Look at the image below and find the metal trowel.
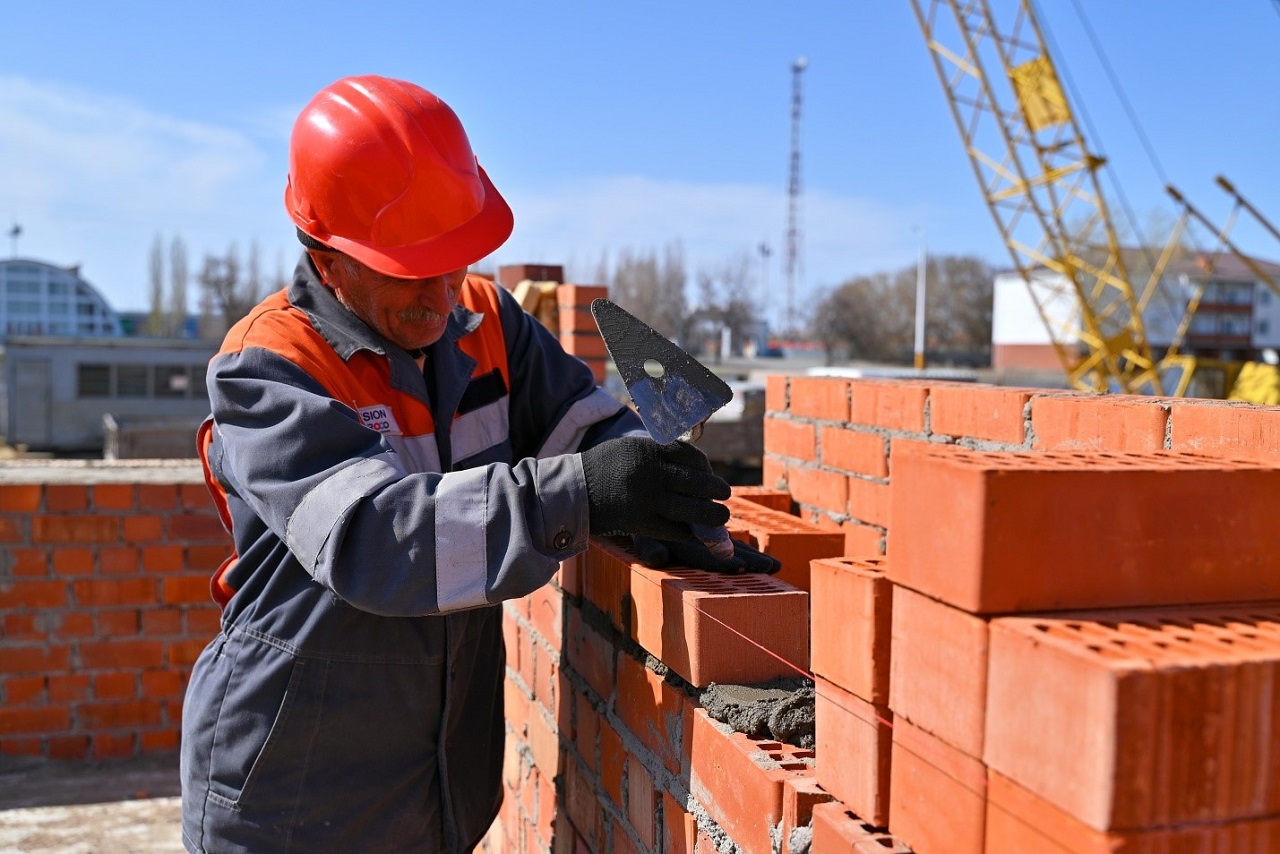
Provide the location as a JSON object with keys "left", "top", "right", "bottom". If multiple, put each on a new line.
{"left": 590, "top": 298, "right": 736, "bottom": 558}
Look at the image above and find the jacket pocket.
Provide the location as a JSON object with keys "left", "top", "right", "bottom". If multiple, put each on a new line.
{"left": 204, "top": 635, "right": 318, "bottom": 812}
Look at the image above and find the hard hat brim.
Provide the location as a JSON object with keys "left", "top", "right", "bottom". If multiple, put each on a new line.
{"left": 304, "top": 165, "right": 514, "bottom": 280}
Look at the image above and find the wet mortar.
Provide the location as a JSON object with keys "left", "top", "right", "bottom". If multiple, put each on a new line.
{"left": 698, "top": 677, "right": 816, "bottom": 749}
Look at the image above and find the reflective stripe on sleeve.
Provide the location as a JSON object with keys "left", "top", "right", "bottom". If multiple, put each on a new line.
{"left": 383, "top": 432, "right": 442, "bottom": 473}
{"left": 451, "top": 397, "right": 510, "bottom": 463}
{"left": 434, "top": 467, "right": 491, "bottom": 611}
{"left": 536, "top": 388, "right": 626, "bottom": 458}
{"left": 285, "top": 452, "right": 405, "bottom": 568}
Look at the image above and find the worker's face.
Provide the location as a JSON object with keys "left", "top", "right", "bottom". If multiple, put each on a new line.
{"left": 311, "top": 252, "right": 466, "bottom": 351}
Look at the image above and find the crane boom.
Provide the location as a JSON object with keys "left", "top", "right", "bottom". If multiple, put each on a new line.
{"left": 909, "top": 0, "right": 1160, "bottom": 393}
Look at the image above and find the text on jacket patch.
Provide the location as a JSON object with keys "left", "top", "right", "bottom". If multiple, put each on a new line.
{"left": 358, "top": 404, "right": 402, "bottom": 435}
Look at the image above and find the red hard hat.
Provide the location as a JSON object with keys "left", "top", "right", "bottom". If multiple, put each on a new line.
{"left": 285, "top": 75, "right": 513, "bottom": 279}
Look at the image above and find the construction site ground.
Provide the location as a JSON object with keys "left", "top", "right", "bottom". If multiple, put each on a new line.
{"left": 0, "top": 752, "right": 183, "bottom": 853}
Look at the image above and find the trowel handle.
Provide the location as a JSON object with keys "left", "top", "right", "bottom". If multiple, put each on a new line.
{"left": 691, "top": 522, "right": 735, "bottom": 561}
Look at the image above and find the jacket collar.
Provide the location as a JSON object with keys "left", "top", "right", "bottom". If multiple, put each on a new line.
{"left": 287, "top": 255, "right": 484, "bottom": 393}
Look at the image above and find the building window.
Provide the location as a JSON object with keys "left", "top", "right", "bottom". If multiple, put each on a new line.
{"left": 1262, "top": 290, "right": 1272, "bottom": 306}
{"left": 154, "top": 365, "right": 189, "bottom": 398}
{"left": 1260, "top": 319, "right": 1270, "bottom": 336}
{"left": 190, "top": 364, "right": 208, "bottom": 399}
{"left": 77, "top": 364, "right": 111, "bottom": 398}
{"left": 117, "top": 364, "right": 149, "bottom": 397}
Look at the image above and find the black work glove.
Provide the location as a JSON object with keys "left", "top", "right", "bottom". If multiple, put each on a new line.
{"left": 580, "top": 436, "right": 731, "bottom": 540}
{"left": 631, "top": 533, "right": 782, "bottom": 575}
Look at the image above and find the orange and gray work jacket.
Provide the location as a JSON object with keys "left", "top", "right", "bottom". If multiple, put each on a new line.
{"left": 180, "top": 257, "right": 643, "bottom": 854}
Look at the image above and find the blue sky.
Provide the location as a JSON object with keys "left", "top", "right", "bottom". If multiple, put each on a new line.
{"left": 2, "top": 1, "right": 1278, "bottom": 327}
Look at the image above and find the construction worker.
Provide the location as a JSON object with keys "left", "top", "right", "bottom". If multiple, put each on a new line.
{"left": 179, "top": 75, "right": 778, "bottom": 853}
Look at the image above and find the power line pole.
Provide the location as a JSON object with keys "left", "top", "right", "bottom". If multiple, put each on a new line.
{"left": 785, "top": 56, "right": 807, "bottom": 336}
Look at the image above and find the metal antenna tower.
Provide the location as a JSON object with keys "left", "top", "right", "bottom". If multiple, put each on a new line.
{"left": 784, "top": 56, "right": 808, "bottom": 334}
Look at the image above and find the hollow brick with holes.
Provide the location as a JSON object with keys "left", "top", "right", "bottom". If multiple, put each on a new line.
{"left": 985, "top": 604, "right": 1280, "bottom": 831}
{"left": 689, "top": 706, "right": 817, "bottom": 854}
{"left": 810, "top": 556, "right": 892, "bottom": 703}
{"left": 810, "top": 801, "right": 913, "bottom": 853}
{"left": 724, "top": 496, "right": 844, "bottom": 591}
{"left": 889, "top": 442, "right": 1280, "bottom": 613}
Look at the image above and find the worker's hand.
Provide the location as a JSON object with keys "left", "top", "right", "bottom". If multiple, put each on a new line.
{"left": 580, "top": 436, "right": 731, "bottom": 540}
{"left": 631, "top": 534, "right": 782, "bottom": 575}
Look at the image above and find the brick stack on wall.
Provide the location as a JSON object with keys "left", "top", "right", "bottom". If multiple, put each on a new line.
{"left": 769, "top": 375, "right": 1280, "bottom": 852}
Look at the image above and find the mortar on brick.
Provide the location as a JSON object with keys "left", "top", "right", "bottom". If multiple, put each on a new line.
{"left": 699, "top": 678, "right": 816, "bottom": 749}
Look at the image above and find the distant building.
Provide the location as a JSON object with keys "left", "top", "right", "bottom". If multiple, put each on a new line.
{"left": 0, "top": 258, "right": 122, "bottom": 337}
{"left": 992, "top": 249, "right": 1280, "bottom": 370}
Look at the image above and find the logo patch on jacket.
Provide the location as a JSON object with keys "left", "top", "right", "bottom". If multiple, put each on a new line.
{"left": 358, "top": 404, "right": 401, "bottom": 434}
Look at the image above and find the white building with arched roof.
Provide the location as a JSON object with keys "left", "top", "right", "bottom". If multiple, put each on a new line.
{"left": 0, "top": 258, "right": 122, "bottom": 337}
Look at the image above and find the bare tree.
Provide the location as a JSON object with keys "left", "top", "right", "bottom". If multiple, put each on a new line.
{"left": 168, "top": 236, "right": 188, "bottom": 337}
{"left": 606, "top": 242, "right": 688, "bottom": 343}
{"left": 688, "top": 253, "right": 759, "bottom": 360}
{"left": 147, "top": 234, "right": 165, "bottom": 336}
{"left": 198, "top": 243, "right": 259, "bottom": 339}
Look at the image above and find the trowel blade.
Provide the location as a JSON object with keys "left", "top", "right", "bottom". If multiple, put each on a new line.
{"left": 590, "top": 298, "right": 733, "bottom": 446}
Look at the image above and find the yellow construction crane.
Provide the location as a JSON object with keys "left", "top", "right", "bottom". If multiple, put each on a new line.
{"left": 908, "top": 0, "right": 1280, "bottom": 400}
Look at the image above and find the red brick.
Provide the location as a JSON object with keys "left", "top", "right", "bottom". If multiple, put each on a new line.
{"left": 48, "top": 674, "right": 90, "bottom": 703}
{"left": 52, "top": 547, "right": 94, "bottom": 576}
{"left": 726, "top": 497, "right": 844, "bottom": 592}
{"left": 761, "top": 456, "right": 788, "bottom": 492}
{"left": 0, "top": 516, "right": 25, "bottom": 541}
{"left": 92, "top": 483, "right": 136, "bottom": 511}
{"left": 625, "top": 755, "right": 658, "bottom": 850}
{"left": 810, "top": 801, "right": 912, "bottom": 852}
{"left": 728, "top": 485, "right": 793, "bottom": 513}
{"left": 145, "top": 604, "right": 194, "bottom": 636}
{"left": 849, "top": 380, "right": 928, "bottom": 432}
{"left": 614, "top": 654, "right": 686, "bottom": 774}
{"left": 810, "top": 557, "right": 891, "bottom": 703}
{"left": 94, "top": 671, "right": 138, "bottom": 700}
{"left": 846, "top": 476, "right": 890, "bottom": 527}
{"left": 764, "top": 416, "right": 817, "bottom": 462}
{"left": 985, "top": 605, "right": 1280, "bottom": 830}
{"left": 45, "top": 484, "right": 88, "bottom": 512}
{"left": 689, "top": 707, "right": 815, "bottom": 854}
{"left": 7, "top": 548, "right": 48, "bottom": 577}
{"left": 986, "top": 771, "right": 1280, "bottom": 853}
{"left": 80, "top": 639, "right": 165, "bottom": 669}
{"left": 821, "top": 426, "right": 888, "bottom": 478}
{"left": 503, "top": 674, "right": 530, "bottom": 742}
{"left": 0, "top": 484, "right": 42, "bottom": 513}
{"left": 141, "top": 730, "right": 180, "bottom": 753}
{"left": 785, "top": 466, "right": 847, "bottom": 519}
{"left": 662, "top": 790, "right": 698, "bottom": 854}
{"left": 187, "top": 544, "right": 231, "bottom": 571}
{"left": 813, "top": 677, "right": 892, "bottom": 826}
{"left": 122, "top": 515, "right": 164, "bottom": 542}
{"left": 553, "top": 283, "right": 605, "bottom": 306}
{"left": 840, "top": 521, "right": 883, "bottom": 556}
{"left": 561, "top": 333, "right": 608, "bottom": 360}
{"left": 97, "top": 609, "right": 142, "bottom": 636}
{"left": 31, "top": 515, "right": 118, "bottom": 543}
{"left": 180, "top": 483, "right": 214, "bottom": 512}
{"left": 169, "top": 513, "right": 229, "bottom": 541}
{"left": 572, "top": 692, "right": 598, "bottom": 770}
{"left": 162, "top": 574, "right": 211, "bottom": 604}
{"left": 889, "top": 585, "right": 989, "bottom": 758}
{"left": 144, "top": 545, "right": 185, "bottom": 573}
{"left": 140, "top": 669, "right": 183, "bottom": 698}
{"left": 534, "top": 761, "right": 557, "bottom": 847}
{"left": 99, "top": 546, "right": 141, "bottom": 574}
{"left": 765, "top": 375, "right": 789, "bottom": 414}
{"left": 609, "top": 534, "right": 808, "bottom": 687}
{"left": 599, "top": 721, "right": 625, "bottom": 808}
{"left": 788, "top": 377, "right": 850, "bottom": 422}
{"left": 1031, "top": 393, "right": 1168, "bottom": 452}
{"left": 565, "top": 608, "right": 616, "bottom": 702}
{"left": 531, "top": 640, "right": 557, "bottom": 712}
{"left": 526, "top": 705, "right": 559, "bottom": 776}
{"left": 557, "top": 303, "right": 595, "bottom": 334}
{"left": 0, "top": 579, "right": 68, "bottom": 609}
{"left": 47, "top": 734, "right": 91, "bottom": 760}
{"left": 888, "top": 442, "right": 1280, "bottom": 613}
{"left": 780, "top": 775, "right": 834, "bottom": 853}
{"left": 1169, "top": 399, "right": 1280, "bottom": 462}
{"left": 582, "top": 538, "right": 631, "bottom": 626}
{"left": 186, "top": 607, "right": 221, "bottom": 636}
{"left": 137, "top": 484, "right": 178, "bottom": 511}
{"left": 0, "top": 706, "right": 71, "bottom": 736}
{"left": 929, "top": 384, "right": 1035, "bottom": 445}
{"left": 72, "top": 578, "right": 156, "bottom": 607}
{"left": 92, "top": 732, "right": 138, "bottom": 759}
{"left": 168, "top": 639, "right": 208, "bottom": 667}
{"left": 527, "top": 583, "right": 563, "bottom": 648}
{"left": 889, "top": 717, "right": 986, "bottom": 854}
{"left": 3, "top": 675, "right": 46, "bottom": 705}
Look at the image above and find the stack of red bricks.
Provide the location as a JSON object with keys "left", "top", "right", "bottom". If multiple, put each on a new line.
{"left": 496, "top": 263, "right": 609, "bottom": 384}
{"left": 775, "top": 375, "right": 1280, "bottom": 851}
